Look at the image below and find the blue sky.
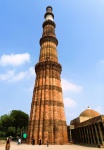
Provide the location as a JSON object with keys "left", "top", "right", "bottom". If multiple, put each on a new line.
{"left": 0, "top": 0, "right": 104, "bottom": 125}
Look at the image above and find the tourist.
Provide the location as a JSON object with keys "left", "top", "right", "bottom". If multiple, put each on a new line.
{"left": 39, "top": 138, "right": 41, "bottom": 145}
{"left": 18, "top": 138, "right": 21, "bottom": 144}
{"left": 5, "top": 137, "right": 10, "bottom": 150}
{"left": 32, "top": 139, "right": 35, "bottom": 145}
{"left": 47, "top": 140, "right": 49, "bottom": 147}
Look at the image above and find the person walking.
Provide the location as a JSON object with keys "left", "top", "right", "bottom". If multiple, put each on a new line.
{"left": 39, "top": 138, "right": 41, "bottom": 145}
{"left": 5, "top": 137, "right": 10, "bottom": 150}
{"left": 18, "top": 138, "right": 21, "bottom": 144}
{"left": 32, "top": 139, "right": 35, "bottom": 145}
{"left": 47, "top": 140, "right": 49, "bottom": 147}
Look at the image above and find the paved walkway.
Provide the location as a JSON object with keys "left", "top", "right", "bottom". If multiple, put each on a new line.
{"left": 0, "top": 142, "right": 104, "bottom": 150}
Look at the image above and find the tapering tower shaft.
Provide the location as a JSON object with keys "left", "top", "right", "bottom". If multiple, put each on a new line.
{"left": 27, "top": 6, "right": 68, "bottom": 144}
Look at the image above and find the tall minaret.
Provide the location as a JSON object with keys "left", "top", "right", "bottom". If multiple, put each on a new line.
{"left": 27, "top": 6, "right": 68, "bottom": 144}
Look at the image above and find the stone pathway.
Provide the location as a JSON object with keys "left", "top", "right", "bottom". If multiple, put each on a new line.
{"left": 0, "top": 142, "right": 104, "bottom": 150}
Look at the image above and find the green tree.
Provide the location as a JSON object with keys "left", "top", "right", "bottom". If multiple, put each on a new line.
{"left": 10, "top": 110, "right": 29, "bottom": 130}
{"left": 0, "top": 110, "right": 29, "bottom": 138}
{"left": 0, "top": 114, "right": 12, "bottom": 129}
{"left": 7, "top": 126, "right": 15, "bottom": 137}
{"left": 0, "top": 114, "right": 12, "bottom": 138}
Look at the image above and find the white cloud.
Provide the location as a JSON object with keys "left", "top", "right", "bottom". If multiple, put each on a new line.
{"left": 64, "top": 97, "right": 77, "bottom": 108}
{"left": 0, "top": 67, "right": 35, "bottom": 82}
{"left": 98, "top": 60, "right": 104, "bottom": 65}
{"left": 28, "top": 67, "right": 35, "bottom": 76}
{"left": 24, "top": 79, "right": 35, "bottom": 92}
{"left": 0, "top": 70, "right": 14, "bottom": 81}
{"left": 9, "top": 71, "right": 26, "bottom": 82}
{"left": 0, "top": 53, "right": 30, "bottom": 66}
{"left": 61, "top": 78, "right": 82, "bottom": 93}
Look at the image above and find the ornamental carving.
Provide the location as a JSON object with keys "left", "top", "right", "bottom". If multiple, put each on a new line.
{"left": 35, "top": 61, "right": 62, "bottom": 73}
{"left": 40, "top": 36, "right": 58, "bottom": 46}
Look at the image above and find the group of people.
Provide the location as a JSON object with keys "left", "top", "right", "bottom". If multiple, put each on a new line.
{"left": 5, "top": 137, "right": 49, "bottom": 150}
{"left": 5, "top": 136, "right": 22, "bottom": 150}
{"left": 32, "top": 138, "right": 49, "bottom": 146}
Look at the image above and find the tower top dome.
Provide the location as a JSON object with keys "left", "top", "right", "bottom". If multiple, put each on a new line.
{"left": 44, "top": 6, "right": 54, "bottom": 21}
{"left": 46, "top": 6, "right": 53, "bottom": 12}
{"left": 79, "top": 107, "right": 100, "bottom": 118}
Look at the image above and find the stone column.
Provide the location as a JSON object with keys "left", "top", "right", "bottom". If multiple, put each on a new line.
{"left": 88, "top": 125, "right": 93, "bottom": 145}
{"left": 97, "top": 122, "right": 104, "bottom": 147}
{"left": 91, "top": 124, "right": 96, "bottom": 146}
{"left": 79, "top": 128, "right": 82, "bottom": 144}
{"left": 82, "top": 127, "right": 85, "bottom": 144}
{"left": 93, "top": 123, "right": 100, "bottom": 146}
{"left": 84, "top": 126, "right": 88, "bottom": 145}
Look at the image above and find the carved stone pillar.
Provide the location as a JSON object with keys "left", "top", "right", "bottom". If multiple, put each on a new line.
{"left": 88, "top": 125, "right": 93, "bottom": 145}
{"left": 91, "top": 124, "right": 96, "bottom": 145}
{"left": 93, "top": 123, "right": 100, "bottom": 146}
{"left": 83, "top": 127, "right": 87, "bottom": 144}
{"left": 97, "top": 122, "right": 104, "bottom": 147}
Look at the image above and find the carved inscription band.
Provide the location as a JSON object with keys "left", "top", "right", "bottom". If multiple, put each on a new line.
{"left": 43, "top": 20, "right": 56, "bottom": 28}
{"left": 40, "top": 36, "right": 58, "bottom": 46}
{"left": 34, "top": 85, "right": 62, "bottom": 92}
{"left": 36, "top": 73, "right": 60, "bottom": 80}
{"left": 32, "top": 100, "right": 64, "bottom": 107}
{"left": 29, "top": 120, "right": 66, "bottom": 127}
{"left": 35, "top": 61, "right": 62, "bottom": 73}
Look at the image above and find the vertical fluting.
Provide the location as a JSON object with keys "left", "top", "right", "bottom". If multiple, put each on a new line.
{"left": 27, "top": 6, "right": 68, "bottom": 144}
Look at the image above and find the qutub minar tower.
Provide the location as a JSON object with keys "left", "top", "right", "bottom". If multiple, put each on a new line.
{"left": 27, "top": 6, "right": 68, "bottom": 144}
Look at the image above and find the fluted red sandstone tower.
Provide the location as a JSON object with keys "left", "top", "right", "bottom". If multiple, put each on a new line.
{"left": 27, "top": 6, "right": 68, "bottom": 144}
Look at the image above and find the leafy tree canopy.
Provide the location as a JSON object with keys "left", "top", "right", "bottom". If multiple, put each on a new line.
{"left": 9, "top": 110, "right": 29, "bottom": 129}
{"left": 0, "top": 110, "right": 29, "bottom": 138}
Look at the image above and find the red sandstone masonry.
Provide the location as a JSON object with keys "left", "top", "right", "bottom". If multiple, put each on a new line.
{"left": 27, "top": 6, "right": 68, "bottom": 144}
